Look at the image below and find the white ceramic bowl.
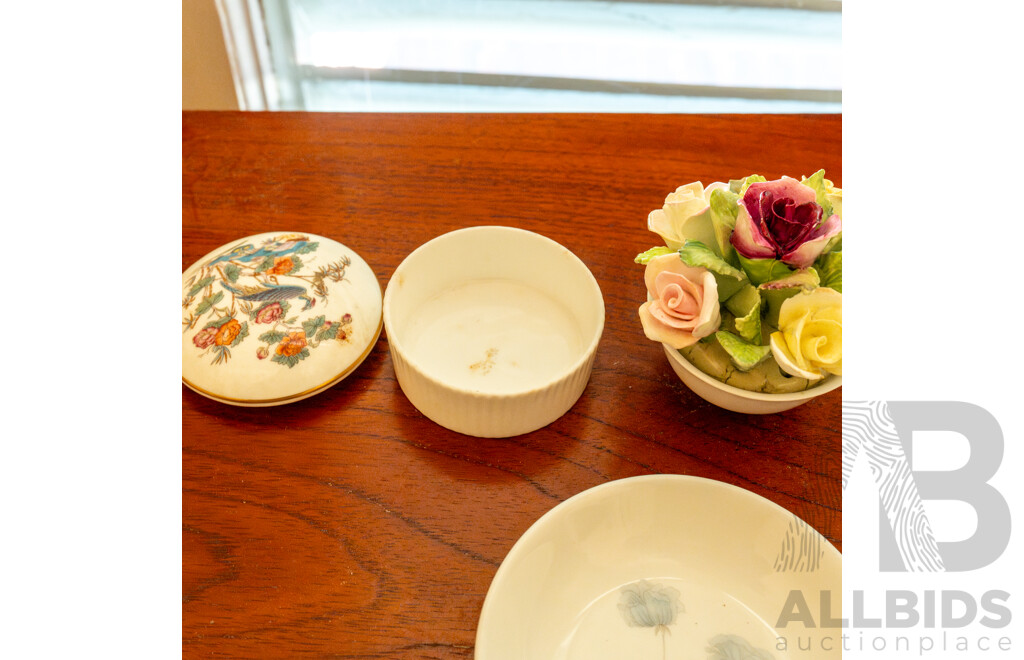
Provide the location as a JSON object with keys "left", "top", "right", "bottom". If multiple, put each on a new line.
{"left": 383, "top": 226, "right": 604, "bottom": 437}
{"left": 476, "top": 474, "right": 841, "bottom": 659}
{"left": 663, "top": 343, "right": 841, "bottom": 414}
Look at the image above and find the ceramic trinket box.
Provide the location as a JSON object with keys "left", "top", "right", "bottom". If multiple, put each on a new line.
{"left": 182, "top": 232, "right": 382, "bottom": 406}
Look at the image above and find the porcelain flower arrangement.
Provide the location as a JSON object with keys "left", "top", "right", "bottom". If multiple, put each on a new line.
{"left": 636, "top": 171, "right": 842, "bottom": 394}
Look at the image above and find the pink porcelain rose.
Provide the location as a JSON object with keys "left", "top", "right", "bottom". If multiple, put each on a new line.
{"left": 638, "top": 253, "right": 721, "bottom": 349}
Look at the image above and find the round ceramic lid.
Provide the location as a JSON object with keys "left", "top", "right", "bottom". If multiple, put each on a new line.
{"left": 182, "top": 232, "right": 382, "bottom": 406}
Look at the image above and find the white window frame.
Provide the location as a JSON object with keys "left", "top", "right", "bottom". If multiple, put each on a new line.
{"left": 218, "top": 0, "right": 841, "bottom": 112}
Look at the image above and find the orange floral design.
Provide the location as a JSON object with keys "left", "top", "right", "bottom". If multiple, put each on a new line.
{"left": 267, "top": 257, "right": 295, "bottom": 275}
{"left": 214, "top": 319, "right": 242, "bottom": 346}
{"left": 276, "top": 331, "right": 307, "bottom": 357}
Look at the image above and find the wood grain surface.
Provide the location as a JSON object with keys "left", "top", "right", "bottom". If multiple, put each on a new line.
{"left": 183, "top": 112, "right": 841, "bottom": 658}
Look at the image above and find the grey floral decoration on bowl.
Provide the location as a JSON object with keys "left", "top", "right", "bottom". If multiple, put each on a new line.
{"left": 617, "top": 581, "right": 779, "bottom": 660}
{"left": 706, "top": 634, "right": 776, "bottom": 660}
{"left": 618, "top": 580, "right": 683, "bottom": 659}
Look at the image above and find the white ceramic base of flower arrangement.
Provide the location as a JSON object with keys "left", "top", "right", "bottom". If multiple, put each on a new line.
{"left": 663, "top": 343, "right": 841, "bottom": 414}
{"left": 475, "top": 474, "right": 841, "bottom": 660}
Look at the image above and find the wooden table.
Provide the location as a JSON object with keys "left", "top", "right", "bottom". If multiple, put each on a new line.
{"left": 183, "top": 112, "right": 841, "bottom": 658}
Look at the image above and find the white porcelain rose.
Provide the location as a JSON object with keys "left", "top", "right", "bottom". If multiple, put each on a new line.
{"left": 647, "top": 181, "right": 729, "bottom": 250}
{"left": 638, "top": 253, "right": 721, "bottom": 349}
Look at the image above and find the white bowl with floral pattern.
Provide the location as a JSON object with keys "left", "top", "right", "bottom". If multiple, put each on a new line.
{"left": 476, "top": 474, "right": 841, "bottom": 659}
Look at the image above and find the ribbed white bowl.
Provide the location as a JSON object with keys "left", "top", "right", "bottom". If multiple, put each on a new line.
{"left": 383, "top": 226, "right": 604, "bottom": 437}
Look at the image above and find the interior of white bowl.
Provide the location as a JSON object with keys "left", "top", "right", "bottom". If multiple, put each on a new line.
{"left": 384, "top": 226, "right": 604, "bottom": 395}
{"left": 476, "top": 474, "right": 841, "bottom": 659}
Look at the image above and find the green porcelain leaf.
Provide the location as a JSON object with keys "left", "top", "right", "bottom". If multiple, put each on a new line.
{"left": 758, "top": 269, "right": 821, "bottom": 328}
{"left": 724, "top": 283, "right": 759, "bottom": 320}
{"left": 634, "top": 245, "right": 674, "bottom": 265}
{"left": 729, "top": 174, "right": 767, "bottom": 195}
{"left": 800, "top": 168, "right": 835, "bottom": 219}
{"left": 715, "top": 330, "right": 772, "bottom": 372}
{"left": 707, "top": 188, "right": 740, "bottom": 263}
{"left": 816, "top": 251, "right": 842, "bottom": 293}
{"left": 736, "top": 254, "right": 795, "bottom": 287}
{"left": 733, "top": 301, "right": 762, "bottom": 345}
{"left": 677, "top": 240, "right": 747, "bottom": 301}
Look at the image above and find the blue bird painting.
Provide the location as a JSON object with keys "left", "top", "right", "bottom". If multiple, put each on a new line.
{"left": 184, "top": 233, "right": 357, "bottom": 368}
{"left": 220, "top": 281, "right": 316, "bottom": 310}
{"left": 205, "top": 234, "right": 314, "bottom": 268}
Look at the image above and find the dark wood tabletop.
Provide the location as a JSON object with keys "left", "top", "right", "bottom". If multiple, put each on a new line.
{"left": 182, "top": 111, "right": 841, "bottom": 658}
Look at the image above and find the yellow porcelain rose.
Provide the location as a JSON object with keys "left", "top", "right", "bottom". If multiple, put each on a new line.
{"left": 647, "top": 181, "right": 729, "bottom": 250}
{"left": 769, "top": 288, "right": 842, "bottom": 380}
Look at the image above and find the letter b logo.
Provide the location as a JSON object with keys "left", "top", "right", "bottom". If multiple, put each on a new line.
{"left": 843, "top": 401, "right": 1010, "bottom": 572}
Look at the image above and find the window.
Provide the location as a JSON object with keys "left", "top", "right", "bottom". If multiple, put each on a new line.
{"left": 219, "top": 0, "right": 840, "bottom": 112}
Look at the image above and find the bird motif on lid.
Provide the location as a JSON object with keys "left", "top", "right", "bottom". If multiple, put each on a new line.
{"left": 205, "top": 234, "right": 312, "bottom": 268}
{"left": 219, "top": 280, "right": 316, "bottom": 310}
{"left": 184, "top": 232, "right": 358, "bottom": 368}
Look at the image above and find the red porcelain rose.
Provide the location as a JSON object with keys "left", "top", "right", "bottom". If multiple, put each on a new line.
{"left": 730, "top": 177, "right": 841, "bottom": 269}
